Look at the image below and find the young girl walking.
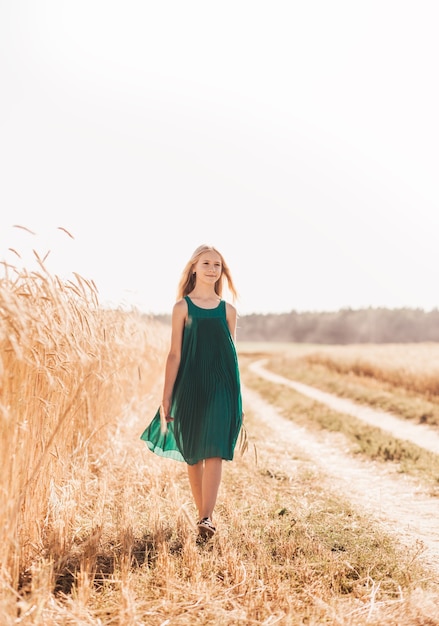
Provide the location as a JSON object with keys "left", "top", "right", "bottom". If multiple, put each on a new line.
{"left": 140, "top": 244, "right": 244, "bottom": 539}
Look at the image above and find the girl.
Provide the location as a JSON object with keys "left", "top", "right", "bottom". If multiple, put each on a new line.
{"left": 140, "top": 244, "right": 244, "bottom": 539}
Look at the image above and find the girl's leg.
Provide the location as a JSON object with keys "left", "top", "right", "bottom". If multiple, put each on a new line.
{"left": 187, "top": 461, "right": 204, "bottom": 518}
{"left": 187, "top": 457, "right": 223, "bottom": 521}
{"left": 200, "top": 457, "right": 222, "bottom": 520}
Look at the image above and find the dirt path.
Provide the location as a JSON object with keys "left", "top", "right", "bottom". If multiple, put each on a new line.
{"left": 250, "top": 359, "right": 439, "bottom": 455}
{"left": 244, "top": 360, "right": 439, "bottom": 573}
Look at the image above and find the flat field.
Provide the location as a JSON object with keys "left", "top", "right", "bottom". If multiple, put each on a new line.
{"left": 2, "top": 274, "right": 439, "bottom": 626}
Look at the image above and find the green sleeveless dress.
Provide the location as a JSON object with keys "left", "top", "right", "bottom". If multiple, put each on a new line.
{"left": 140, "top": 296, "right": 243, "bottom": 465}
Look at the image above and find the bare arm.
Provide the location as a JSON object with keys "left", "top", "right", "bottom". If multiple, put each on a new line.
{"left": 226, "top": 302, "right": 238, "bottom": 343}
{"left": 161, "top": 299, "right": 187, "bottom": 419}
{"left": 226, "top": 301, "right": 244, "bottom": 420}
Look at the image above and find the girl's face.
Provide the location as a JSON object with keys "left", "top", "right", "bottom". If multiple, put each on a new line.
{"left": 193, "top": 251, "right": 222, "bottom": 283}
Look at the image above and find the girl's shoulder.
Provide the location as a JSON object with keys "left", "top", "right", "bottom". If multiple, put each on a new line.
{"left": 174, "top": 297, "right": 189, "bottom": 309}
{"left": 225, "top": 300, "right": 237, "bottom": 314}
{"left": 172, "top": 297, "right": 189, "bottom": 319}
{"left": 225, "top": 300, "right": 238, "bottom": 323}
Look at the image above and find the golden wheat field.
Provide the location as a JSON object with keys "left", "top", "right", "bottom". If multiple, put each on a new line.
{"left": 0, "top": 263, "right": 168, "bottom": 623}
{"left": 2, "top": 265, "right": 439, "bottom": 625}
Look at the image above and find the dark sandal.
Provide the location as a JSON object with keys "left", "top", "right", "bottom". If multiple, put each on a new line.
{"left": 197, "top": 517, "right": 216, "bottom": 538}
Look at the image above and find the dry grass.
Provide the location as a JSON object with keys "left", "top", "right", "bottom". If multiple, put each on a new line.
{"left": 302, "top": 343, "right": 439, "bottom": 399}
{"left": 240, "top": 357, "right": 439, "bottom": 493}
{"left": 241, "top": 342, "right": 439, "bottom": 426}
{"left": 2, "top": 273, "right": 439, "bottom": 625}
{"left": 0, "top": 259, "right": 168, "bottom": 620}
{"left": 238, "top": 342, "right": 439, "bottom": 489}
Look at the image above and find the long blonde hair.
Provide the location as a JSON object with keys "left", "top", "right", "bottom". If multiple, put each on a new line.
{"left": 176, "top": 244, "right": 238, "bottom": 301}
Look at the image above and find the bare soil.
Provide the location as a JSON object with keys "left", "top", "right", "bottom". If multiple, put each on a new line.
{"left": 245, "top": 359, "right": 439, "bottom": 574}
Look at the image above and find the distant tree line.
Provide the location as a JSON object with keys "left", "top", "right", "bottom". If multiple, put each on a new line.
{"left": 153, "top": 307, "right": 439, "bottom": 344}
{"left": 236, "top": 308, "right": 439, "bottom": 344}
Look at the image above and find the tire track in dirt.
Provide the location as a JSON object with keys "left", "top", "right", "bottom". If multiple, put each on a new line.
{"left": 243, "top": 361, "right": 439, "bottom": 573}
{"left": 250, "top": 359, "right": 439, "bottom": 455}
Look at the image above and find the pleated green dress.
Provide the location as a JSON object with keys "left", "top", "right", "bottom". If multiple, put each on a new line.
{"left": 140, "top": 296, "right": 243, "bottom": 465}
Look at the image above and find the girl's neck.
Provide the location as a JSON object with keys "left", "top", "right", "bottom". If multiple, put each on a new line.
{"left": 188, "top": 286, "right": 220, "bottom": 304}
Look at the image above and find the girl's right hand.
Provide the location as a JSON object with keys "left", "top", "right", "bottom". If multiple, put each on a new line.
{"left": 161, "top": 399, "right": 174, "bottom": 422}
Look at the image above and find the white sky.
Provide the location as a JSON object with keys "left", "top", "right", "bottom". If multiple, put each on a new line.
{"left": 1, "top": 1, "right": 438, "bottom": 315}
